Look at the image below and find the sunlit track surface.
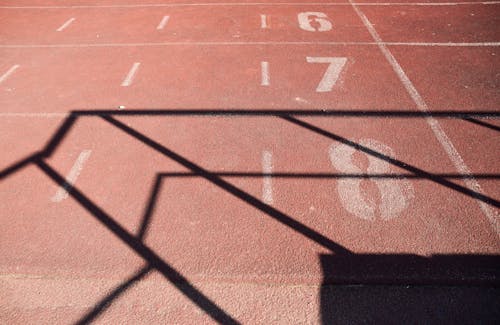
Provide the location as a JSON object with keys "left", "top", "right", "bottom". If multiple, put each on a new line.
{"left": 1, "top": 1, "right": 499, "bottom": 323}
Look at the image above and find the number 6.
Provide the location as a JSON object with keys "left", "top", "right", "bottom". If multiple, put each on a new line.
{"left": 298, "top": 12, "right": 333, "bottom": 32}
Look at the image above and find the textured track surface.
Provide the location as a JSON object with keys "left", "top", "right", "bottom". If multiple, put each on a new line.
{"left": 1, "top": 1, "right": 499, "bottom": 323}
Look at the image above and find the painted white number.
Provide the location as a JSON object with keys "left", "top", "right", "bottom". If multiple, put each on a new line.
{"left": 306, "top": 57, "right": 347, "bottom": 92}
{"left": 329, "top": 139, "right": 414, "bottom": 221}
{"left": 298, "top": 12, "right": 332, "bottom": 32}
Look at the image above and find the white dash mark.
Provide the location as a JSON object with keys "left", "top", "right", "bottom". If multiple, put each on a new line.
{"left": 157, "top": 15, "right": 170, "bottom": 30}
{"left": 121, "top": 62, "right": 141, "bottom": 87}
{"left": 0, "top": 65, "right": 19, "bottom": 84}
{"left": 51, "top": 150, "right": 92, "bottom": 202}
{"left": 56, "top": 17, "right": 75, "bottom": 32}
{"left": 261, "top": 61, "right": 269, "bottom": 86}
{"left": 262, "top": 150, "right": 273, "bottom": 205}
{"left": 260, "top": 14, "right": 268, "bottom": 29}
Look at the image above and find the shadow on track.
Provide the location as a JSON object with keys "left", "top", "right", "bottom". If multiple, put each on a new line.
{"left": 1, "top": 109, "right": 499, "bottom": 323}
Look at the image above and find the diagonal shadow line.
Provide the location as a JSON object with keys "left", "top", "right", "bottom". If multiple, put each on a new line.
{"left": 101, "top": 115, "right": 352, "bottom": 256}
{"left": 0, "top": 152, "right": 41, "bottom": 180}
{"left": 1, "top": 113, "right": 77, "bottom": 180}
{"left": 137, "top": 175, "right": 163, "bottom": 241}
{"left": 280, "top": 115, "right": 500, "bottom": 209}
{"left": 35, "top": 159, "right": 241, "bottom": 325}
{"left": 75, "top": 264, "right": 153, "bottom": 325}
{"left": 156, "top": 171, "right": 500, "bottom": 180}
{"left": 462, "top": 117, "right": 500, "bottom": 132}
{"left": 42, "top": 113, "right": 78, "bottom": 157}
{"left": 73, "top": 109, "right": 500, "bottom": 119}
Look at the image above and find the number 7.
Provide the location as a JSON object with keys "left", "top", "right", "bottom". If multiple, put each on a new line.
{"left": 306, "top": 57, "right": 347, "bottom": 92}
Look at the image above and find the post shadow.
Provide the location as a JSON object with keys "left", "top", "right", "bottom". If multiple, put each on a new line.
{"left": 319, "top": 253, "right": 500, "bottom": 324}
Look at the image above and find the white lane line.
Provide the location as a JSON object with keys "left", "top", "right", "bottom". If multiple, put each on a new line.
{"left": 1, "top": 2, "right": 498, "bottom": 9}
{"left": 0, "top": 112, "right": 68, "bottom": 117}
{"left": 56, "top": 17, "right": 75, "bottom": 32}
{"left": 262, "top": 150, "right": 273, "bottom": 205}
{"left": 121, "top": 62, "right": 141, "bottom": 87}
{"left": 0, "top": 65, "right": 19, "bottom": 84}
{"left": 261, "top": 61, "right": 270, "bottom": 86}
{"left": 51, "top": 150, "right": 92, "bottom": 203}
{"left": 1, "top": 41, "right": 499, "bottom": 48}
{"left": 384, "top": 42, "right": 500, "bottom": 47}
{"left": 157, "top": 15, "right": 170, "bottom": 30}
{"left": 260, "top": 14, "right": 268, "bottom": 29}
{"left": 350, "top": 0, "right": 500, "bottom": 237}
{"left": 354, "top": 1, "right": 500, "bottom": 5}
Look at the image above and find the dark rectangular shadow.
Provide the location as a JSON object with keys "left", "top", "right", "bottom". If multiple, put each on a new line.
{"left": 320, "top": 253, "right": 500, "bottom": 324}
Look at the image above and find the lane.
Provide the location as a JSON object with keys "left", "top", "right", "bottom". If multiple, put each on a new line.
{"left": 0, "top": 5, "right": 371, "bottom": 44}
{"left": 0, "top": 0, "right": 495, "bottom": 7}
{"left": 2, "top": 114, "right": 497, "bottom": 280}
{"left": 361, "top": 3, "right": 500, "bottom": 43}
{"left": 0, "top": 0, "right": 341, "bottom": 5}
{"left": 388, "top": 46, "right": 499, "bottom": 207}
{"left": 389, "top": 46, "right": 499, "bottom": 111}
{"left": 0, "top": 45, "right": 415, "bottom": 112}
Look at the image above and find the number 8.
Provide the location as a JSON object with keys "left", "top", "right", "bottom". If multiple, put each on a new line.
{"left": 329, "top": 139, "right": 414, "bottom": 221}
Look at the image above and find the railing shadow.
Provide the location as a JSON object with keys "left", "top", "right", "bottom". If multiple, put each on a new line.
{"left": 1, "top": 109, "right": 499, "bottom": 323}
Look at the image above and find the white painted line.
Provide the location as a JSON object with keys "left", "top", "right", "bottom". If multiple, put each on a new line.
{"left": 260, "top": 14, "right": 268, "bottom": 29}
{"left": 261, "top": 61, "right": 270, "bottom": 86}
{"left": 51, "top": 150, "right": 92, "bottom": 202}
{"left": 121, "top": 62, "right": 141, "bottom": 87}
{"left": 353, "top": 1, "right": 500, "bottom": 5}
{"left": 0, "top": 112, "right": 68, "bottom": 117}
{"left": 1, "top": 41, "right": 498, "bottom": 49}
{"left": 349, "top": 0, "right": 500, "bottom": 236}
{"left": 1, "top": 2, "right": 498, "bottom": 9}
{"left": 157, "top": 15, "right": 170, "bottom": 30}
{"left": 384, "top": 42, "right": 500, "bottom": 47}
{"left": 56, "top": 17, "right": 75, "bottom": 32}
{"left": 0, "top": 65, "right": 19, "bottom": 84}
{"left": 262, "top": 150, "right": 273, "bottom": 205}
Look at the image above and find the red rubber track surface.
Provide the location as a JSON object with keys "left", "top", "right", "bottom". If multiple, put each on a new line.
{"left": 1, "top": 1, "right": 499, "bottom": 324}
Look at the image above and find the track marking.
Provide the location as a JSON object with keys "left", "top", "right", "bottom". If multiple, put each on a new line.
{"left": 56, "top": 18, "right": 75, "bottom": 32}
{"left": 51, "top": 150, "right": 92, "bottom": 203}
{"left": 260, "top": 14, "right": 268, "bottom": 29}
{"left": 306, "top": 57, "right": 347, "bottom": 92}
{"left": 1, "top": 2, "right": 498, "bottom": 9}
{"left": 121, "top": 62, "right": 141, "bottom": 87}
{"left": 329, "top": 139, "right": 414, "bottom": 221}
{"left": 0, "top": 112, "right": 67, "bottom": 117}
{"left": 0, "top": 65, "right": 19, "bottom": 84}
{"left": 262, "top": 150, "right": 273, "bottom": 205}
{"left": 261, "top": 61, "right": 270, "bottom": 86}
{"left": 157, "top": 15, "right": 170, "bottom": 30}
{"left": 298, "top": 12, "right": 333, "bottom": 32}
{"left": 350, "top": 0, "right": 500, "bottom": 236}
{"left": 3, "top": 42, "right": 498, "bottom": 49}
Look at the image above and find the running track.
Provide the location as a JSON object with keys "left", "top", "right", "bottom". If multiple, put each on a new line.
{"left": 0, "top": 1, "right": 499, "bottom": 323}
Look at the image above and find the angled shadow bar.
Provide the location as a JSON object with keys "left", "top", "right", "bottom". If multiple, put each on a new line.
{"left": 35, "top": 158, "right": 240, "bottom": 325}
{"left": 280, "top": 115, "right": 500, "bottom": 208}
